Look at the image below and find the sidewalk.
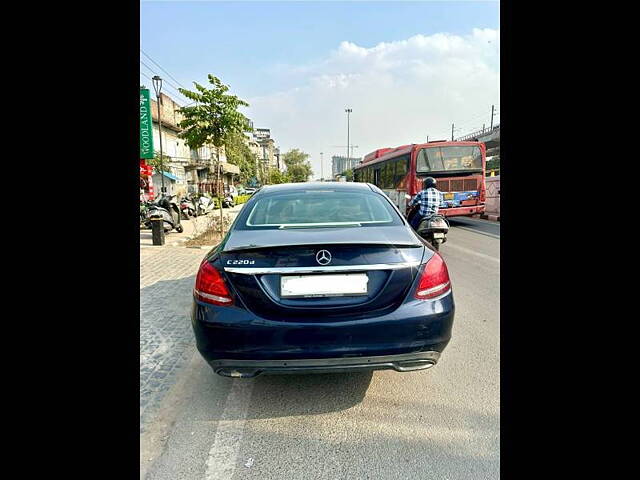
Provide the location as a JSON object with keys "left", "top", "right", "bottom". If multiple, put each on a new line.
{"left": 140, "top": 203, "right": 245, "bottom": 248}
{"left": 140, "top": 245, "right": 204, "bottom": 432}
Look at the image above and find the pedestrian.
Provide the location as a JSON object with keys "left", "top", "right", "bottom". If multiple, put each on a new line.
{"left": 408, "top": 177, "right": 443, "bottom": 230}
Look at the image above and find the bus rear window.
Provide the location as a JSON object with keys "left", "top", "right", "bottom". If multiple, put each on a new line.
{"left": 417, "top": 146, "right": 482, "bottom": 173}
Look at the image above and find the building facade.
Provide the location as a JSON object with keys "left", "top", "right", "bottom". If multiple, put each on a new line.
{"left": 150, "top": 93, "right": 233, "bottom": 196}
{"left": 331, "top": 156, "right": 362, "bottom": 177}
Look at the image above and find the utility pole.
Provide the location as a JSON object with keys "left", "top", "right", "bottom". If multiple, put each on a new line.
{"left": 451, "top": 123, "right": 454, "bottom": 141}
{"left": 490, "top": 105, "right": 495, "bottom": 130}
{"left": 426, "top": 135, "right": 429, "bottom": 142}
{"left": 320, "top": 152, "right": 324, "bottom": 181}
{"left": 483, "top": 123, "right": 485, "bottom": 133}
{"left": 152, "top": 76, "right": 165, "bottom": 196}
{"left": 345, "top": 108, "right": 352, "bottom": 161}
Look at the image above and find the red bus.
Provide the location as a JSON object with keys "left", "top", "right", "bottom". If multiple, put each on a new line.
{"left": 353, "top": 140, "right": 486, "bottom": 218}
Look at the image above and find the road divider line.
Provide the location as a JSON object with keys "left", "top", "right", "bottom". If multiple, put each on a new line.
{"left": 454, "top": 226, "right": 500, "bottom": 239}
{"left": 205, "top": 379, "right": 255, "bottom": 480}
{"left": 444, "top": 243, "right": 500, "bottom": 263}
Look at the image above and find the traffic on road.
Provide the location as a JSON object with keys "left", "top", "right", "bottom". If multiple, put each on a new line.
{"left": 140, "top": 202, "right": 499, "bottom": 479}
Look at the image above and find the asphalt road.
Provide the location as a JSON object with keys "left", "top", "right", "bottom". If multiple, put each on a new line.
{"left": 141, "top": 219, "right": 500, "bottom": 480}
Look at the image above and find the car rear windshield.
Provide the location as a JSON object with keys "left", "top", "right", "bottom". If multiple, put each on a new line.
{"left": 240, "top": 190, "right": 402, "bottom": 229}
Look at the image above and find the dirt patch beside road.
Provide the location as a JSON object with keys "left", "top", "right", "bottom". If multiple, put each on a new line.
{"left": 184, "top": 211, "right": 232, "bottom": 247}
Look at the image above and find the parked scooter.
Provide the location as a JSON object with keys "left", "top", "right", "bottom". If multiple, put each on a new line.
{"left": 222, "top": 193, "right": 235, "bottom": 208}
{"left": 406, "top": 198, "right": 449, "bottom": 251}
{"left": 195, "top": 194, "right": 216, "bottom": 215}
{"left": 180, "top": 197, "right": 197, "bottom": 219}
{"left": 144, "top": 194, "right": 184, "bottom": 233}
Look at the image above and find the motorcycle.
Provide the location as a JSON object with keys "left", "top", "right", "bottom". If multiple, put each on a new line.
{"left": 195, "top": 194, "right": 216, "bottom": 215}
{"left": 406, "top": 197, "right": 449, "bottom": 251}
{"left": 180, "top": 197, "right": 197, "bottom": 219}
{"left": 222, "top": 193, "right": 235, "bottom": 208}
{"left": 144, "top": 194, "right": 184, "bottom": 233}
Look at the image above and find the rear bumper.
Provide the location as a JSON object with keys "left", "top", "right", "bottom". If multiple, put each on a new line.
{"left": 440, "top": 205, "right": 485, "bottom": 217}
{"left": 192, "top": 291, "right": 454, "bottom": 368}
{"left": 210, "top": 351, "right": 441, "bottom": 378}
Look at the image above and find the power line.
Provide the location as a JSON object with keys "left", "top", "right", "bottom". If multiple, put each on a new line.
{"left": 139, "top": 63, "right": 198, "bottom": 107}
{"left": 140, "top": 76, "right": 192, "bottom": 113}
{"left": 139, "top": 60, "right": 188, "bottom": 98}
{"left": 140, "top": 65, "right": 192, "bottom": 107}
{"left": 140, "top": 49, "right": 187, "bottom": 89}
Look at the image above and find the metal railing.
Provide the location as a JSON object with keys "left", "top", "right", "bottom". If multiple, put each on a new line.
{"left": 455, "top": 124, "right": 500, "bottom": 142}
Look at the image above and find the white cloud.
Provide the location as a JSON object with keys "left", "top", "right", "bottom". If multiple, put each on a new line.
{"left": 246, "top": 28, "right": 499, "bottom": 179}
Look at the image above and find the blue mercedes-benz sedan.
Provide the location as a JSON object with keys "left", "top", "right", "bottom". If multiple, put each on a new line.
{"left": 191, "top": 182, "right": 454, "bottom": 378}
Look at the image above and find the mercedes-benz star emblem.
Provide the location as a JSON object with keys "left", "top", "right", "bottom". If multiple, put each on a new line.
{"left": 316, "top": 250, "right": 332, "bottom": 265}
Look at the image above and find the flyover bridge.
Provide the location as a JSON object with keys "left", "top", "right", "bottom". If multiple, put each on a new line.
{"left": 455, "top": 124, "right": 500, "bottom": 158}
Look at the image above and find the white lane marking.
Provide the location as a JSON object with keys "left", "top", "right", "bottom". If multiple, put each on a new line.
{"left": 454, "top": 225, "right": 500, "bottom": 239}
{"left": 205, "top": 380, "right": 255, "bottom": 480}
{"left": 444, "top": 242, "right": 500, "bottom": 263}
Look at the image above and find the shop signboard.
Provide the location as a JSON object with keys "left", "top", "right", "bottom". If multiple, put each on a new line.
{"left": 140, "top": 89, "right": 154, "bottom": 159}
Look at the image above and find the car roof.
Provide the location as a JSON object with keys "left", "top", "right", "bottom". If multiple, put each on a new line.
{"left": 256, "top": 182, "right": 374, "bottom": 195}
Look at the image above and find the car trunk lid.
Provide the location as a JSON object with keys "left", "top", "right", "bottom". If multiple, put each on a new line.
{"left": 220, "top": 242, "right": 427, "bottom": 322}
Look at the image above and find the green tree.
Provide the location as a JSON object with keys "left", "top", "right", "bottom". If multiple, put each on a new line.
{"left": 282, "top": 148, "right": 313, "bottom": 183}
{"left": 267, "top": 167, "right": 290, "bottom": 185}
{"left": 177, "top": 74, "right": 252, "bottom": 234}
{"left": 343, "top": 169, "right": 354, "bottom": 181}
{"left": 486, "top": 156, "right": 500, "bottom": 175}
{"left": 177, "top": 74, "right": 252, "bottom": 159}
{"left": 148, "top": 152, "right": 172, "bottom": 173}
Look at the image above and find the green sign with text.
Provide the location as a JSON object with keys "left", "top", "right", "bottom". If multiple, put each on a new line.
{"left": 139, "top": 89, "right": 154, "bottom": 159}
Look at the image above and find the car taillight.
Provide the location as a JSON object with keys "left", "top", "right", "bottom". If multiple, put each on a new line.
{"left": 415, "top": 253, "right": 451, "bottom": 300}
{"left": 194, "top": 261, "right": 233, "bottom": 306}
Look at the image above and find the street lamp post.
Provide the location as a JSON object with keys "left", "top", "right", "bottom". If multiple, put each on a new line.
{"left": 320, "top": 152, "right": 324, "bottom": 181}
{"left": 152, "top": 76, "right": 165, "bottom": 196}
{"left": 345, "top": 108, "right": 352, "bottom": 165}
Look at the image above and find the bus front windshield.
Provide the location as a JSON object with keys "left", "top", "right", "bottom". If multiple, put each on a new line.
{"left": 417, "top": 146, "right": 482, "bottom": 173}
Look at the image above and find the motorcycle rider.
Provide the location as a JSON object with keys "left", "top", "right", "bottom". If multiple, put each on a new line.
{"left": 408, "top": 177, "right": 443, "bottom": 230}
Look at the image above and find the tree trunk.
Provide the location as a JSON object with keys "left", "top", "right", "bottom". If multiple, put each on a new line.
{"left": 216, "top": 146, "right": 223, "bottom": 238}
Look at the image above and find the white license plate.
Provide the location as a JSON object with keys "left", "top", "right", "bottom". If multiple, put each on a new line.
{"left": 280, "top": 273, "right": 369, "bottom": 298}
{"left": 433, "top": 233, "right": 445, "bottom": 238}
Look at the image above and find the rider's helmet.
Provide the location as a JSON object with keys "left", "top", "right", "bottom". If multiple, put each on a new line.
{"left": 423, "top": 177, "right": 437, "bottom": 189}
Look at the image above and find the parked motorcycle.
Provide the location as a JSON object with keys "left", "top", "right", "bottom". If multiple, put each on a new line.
{"left": 144, "top": 194, "right": 184, "bottom": 233}
{"left": 222, "top": 194, "right": 235, "bottom": 208}
{"left": 195, "top": 194, "right": 216, "bottom": 215}
{"left": 180, "top": 197, "right": 197, "bottom": 219}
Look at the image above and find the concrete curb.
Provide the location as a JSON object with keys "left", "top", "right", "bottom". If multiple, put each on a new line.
{"left": 480, "top": 214, "right": 500, "bottom": 222}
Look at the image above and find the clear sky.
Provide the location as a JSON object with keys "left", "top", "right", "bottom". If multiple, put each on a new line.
{"left": 141, "top": 1, "right": 500, "bottom": 179}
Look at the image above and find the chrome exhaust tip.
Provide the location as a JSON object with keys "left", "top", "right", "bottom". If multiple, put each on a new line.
{"left": 393, "top": 360, "right": 436, "bottom": 372}
{"left": 215, "top": 368, "right": 260, "bottom": 378}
